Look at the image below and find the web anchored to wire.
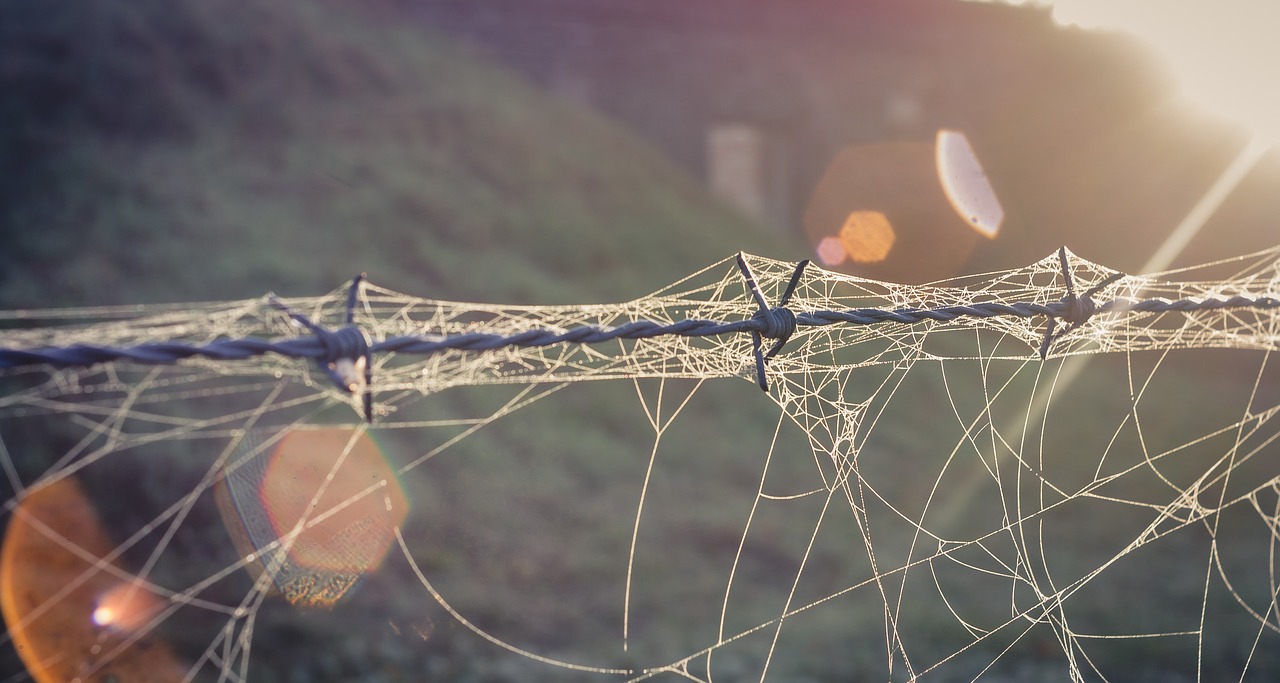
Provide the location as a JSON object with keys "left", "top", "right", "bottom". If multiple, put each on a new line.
{"left": 2, "top": 247, "right": 1278, "bottom": 421}
{"left": 3, "top": 245, "right": 1280, "bottom": 682}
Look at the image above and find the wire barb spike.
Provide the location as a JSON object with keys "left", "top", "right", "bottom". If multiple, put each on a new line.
{"left": 4, "top": 252, "right": 1279, "bottom": 401}
{"left": 1039, "top": 246, "right": 1125, "bottom": 359}
{"left": 268, "top": 274, "right": 376, "bottom": 422}
{"left": 736, "top": 254, "right": 809, "bottom": 392}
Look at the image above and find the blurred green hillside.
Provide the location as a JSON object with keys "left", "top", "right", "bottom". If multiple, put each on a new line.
{"left": 0, "top": 1, "right": 807, "bottom": 681}
{"left": 0, "top": 0, "right": 796, "bottom": 309}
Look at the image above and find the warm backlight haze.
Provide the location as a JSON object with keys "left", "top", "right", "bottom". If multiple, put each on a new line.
{"left": 983, "top": 0, "right": 1280, "bottom": 143}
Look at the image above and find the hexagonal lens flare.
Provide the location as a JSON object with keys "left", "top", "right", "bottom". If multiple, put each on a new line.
{"left": 216, "top": 427, "right": 408, "bottom": 609}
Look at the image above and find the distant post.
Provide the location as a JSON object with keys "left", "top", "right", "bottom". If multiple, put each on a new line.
{"left": 707, "top": 122, "right": 787, "bottom": 231}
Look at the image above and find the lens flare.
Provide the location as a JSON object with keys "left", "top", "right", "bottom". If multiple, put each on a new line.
{"left": 839, "top": 210, "right": 896, "bottom": 263}
{"left": 936, "top": 129, "right": 1003, "bottom": 238}
{"left": 803, "top": 142, "right": 985, "bottom": 282}
{"left": 216, "top": 427, "right": 409, "bottom": 609}
{"left": 91, "top": 584, "right": 163, "bottom": 633}
{"left": 0, "top": 478, "right": 186, "bottom": 683}
{"left": 815, "top": 235, "right": 848, "bottom": 266}
{"left": 91, "top": 605, "right": 114, "bottom": 627}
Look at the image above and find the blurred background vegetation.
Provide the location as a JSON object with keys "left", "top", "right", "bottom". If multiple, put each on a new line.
{"left": 0, "top": 0, "right": 792, "bottom": 309}
{"left": 1, "top": 0, "right": 1278, "bottom": 681}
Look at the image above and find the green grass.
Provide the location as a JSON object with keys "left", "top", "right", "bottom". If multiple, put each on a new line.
{"left": 0, "top": 0, "right": 797, "bottom": 308}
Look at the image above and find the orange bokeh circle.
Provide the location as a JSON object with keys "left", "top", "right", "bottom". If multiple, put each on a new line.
{"left": 1, "top": 478, "right": 186, "bottom": 683}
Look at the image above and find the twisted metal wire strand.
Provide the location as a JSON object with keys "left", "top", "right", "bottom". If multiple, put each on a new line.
{"left": 4, "top": 293, "right": 1278, "bottom": 368}
{"left": 2, "top": 247, "right": 1279, "bottom": 423}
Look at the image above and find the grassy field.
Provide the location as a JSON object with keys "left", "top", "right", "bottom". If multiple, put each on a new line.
{"left": 0, "top": 0, "right": 796, "bottom": 309}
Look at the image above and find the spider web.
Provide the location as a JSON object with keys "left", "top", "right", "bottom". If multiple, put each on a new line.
{"left": 1, "top": 247, "right": 1280, "bottom": 682}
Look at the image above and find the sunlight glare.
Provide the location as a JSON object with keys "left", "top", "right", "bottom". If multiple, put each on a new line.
{"left": 977, "top": 0, "right": 1280, "bottom": 143}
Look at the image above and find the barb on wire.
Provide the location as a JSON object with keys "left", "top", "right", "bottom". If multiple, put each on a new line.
{"left": 1038, "top": 246, "right": 1125, "bottom": 359}
{"left": 736, "top": 253, "right": 809, "bottom": 392}
{"left": 2, "top": 248, "right": 1280, "bottom": 423}
{"left": 268, "top": 273, "right": 373, "bottom": 422}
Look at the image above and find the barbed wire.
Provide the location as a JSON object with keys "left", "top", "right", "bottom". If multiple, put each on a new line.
{"left": 2, "top": 249, "right": 1278, "bottom": 422}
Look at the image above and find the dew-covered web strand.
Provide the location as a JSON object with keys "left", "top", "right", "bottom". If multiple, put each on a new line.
{"left": 2, "top": 248, "right": 1280, "bottom": 681}
{"left": 0, "top": 354, "right": 403, "bottom": 682}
